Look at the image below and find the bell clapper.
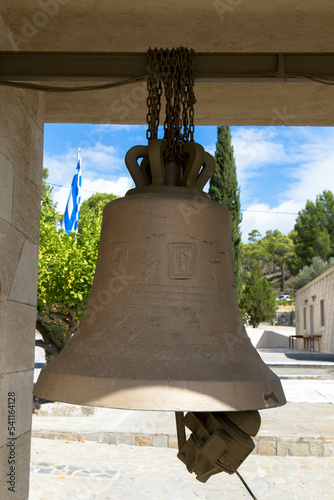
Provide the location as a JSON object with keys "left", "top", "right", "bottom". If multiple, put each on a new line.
{"left": 175, "top": 410, "right": 261, "bottom": 483}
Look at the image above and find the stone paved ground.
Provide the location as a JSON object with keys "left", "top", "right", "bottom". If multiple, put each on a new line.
{"left": 30, "top": 438, "right": 334, "bottom": 500}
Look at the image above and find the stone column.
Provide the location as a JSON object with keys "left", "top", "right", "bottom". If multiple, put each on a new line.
{"left": 0, "top": 86, "right": 45, "bottom": 499}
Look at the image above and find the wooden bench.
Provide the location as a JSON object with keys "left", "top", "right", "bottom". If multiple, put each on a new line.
{"left": 289, "top": 334, "right": 322, "bottom": 351}
{"left": 289, "top": 335, "right": 305, "bottom": 349}
{"left": 303, "top": 335, "right": 322, "bottom": 352}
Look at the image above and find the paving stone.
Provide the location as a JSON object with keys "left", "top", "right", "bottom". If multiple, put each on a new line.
{"left": 99, "top": 433, "right": 117, "bottom": 444}
{"left": 309, "top": 441, "right": 323, "bottom": 457}
{"left": 323, "top": 442, "right": 334, "bottom": 457}
{"left": 81, "top": 433, "right": 100, "bottom": 442}
{"left": 168, "top": 435, "right": 178, "bottom": 449}
{"left": 30, "top": 439, "right": 334, "bottom": 499}
{"left": 135, "top": 435, "right": 152, "bottom": 447}
{"left": 117, "top": 433, "right": 135, "bottom": 445}
{"left": 276, "top": 441, "right": 289, "bottom": 456}
{"left": 258, "top": 439, "right": 276, "bottom": 456}
{"left": 289, "top": 441, "right": 310, "bottom": 456}
{"left": 152, "top": 434, "right": 168, "bottom": 447}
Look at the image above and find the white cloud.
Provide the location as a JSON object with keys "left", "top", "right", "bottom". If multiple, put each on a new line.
{"left": 44, "top": 142, "right": 133, "bottom": 212}
{"left": 237, "top": 127, "right": 334, "bottom": 242}
{"left": 241, "top": 200, "right": 300, "bottom": 242}
{"left": 98, "top": 124, "right": 145, "bottom": 133}
{"left": 44, "top": 143, "right": 124, "bottom": 181}
{"left": 232, "top": 128, "right": 287, "bottom": 183}
{"left": 82, "top": 177, "right": 133, "bottom": 197}
{"left": 44, "top": 151, "right": 77, "bottom": 183}
{"left": 44, "top": 125, "right": 334, "bottom": 241}
{"left": 82, "top": 144, "right": 124, "bottom": 172}
{"left": 204, "top": 143, "right": 216, "bottom": 156}
{"left": 286, "top": 151, "right": 334, "bottom": 205}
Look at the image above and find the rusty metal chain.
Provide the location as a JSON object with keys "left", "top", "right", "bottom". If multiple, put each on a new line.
{"left": 146, "top": 47, "right": 196, "bottom": 163}
{"left": 146, "top": 49, "right": 162, "bottom": 143}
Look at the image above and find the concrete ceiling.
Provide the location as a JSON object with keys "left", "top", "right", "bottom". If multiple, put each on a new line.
{"left": 1, "top": 1, "right": 334, "bottom": 125}
{"left": 43, "top": 79, "right": 334, "bottom": 126}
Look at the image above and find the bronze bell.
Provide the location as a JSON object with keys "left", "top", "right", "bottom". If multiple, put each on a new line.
{"left": 34, "top": 138, "right": 286, "bottom": 481}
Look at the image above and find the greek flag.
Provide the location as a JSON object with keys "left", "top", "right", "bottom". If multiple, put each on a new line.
{"left": 61, "top": 149, "right": 82, "bottom": 233}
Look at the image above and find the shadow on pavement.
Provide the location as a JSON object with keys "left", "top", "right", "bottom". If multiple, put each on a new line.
{"left": 284, "top": 352, "right": 334, "bottom": 362}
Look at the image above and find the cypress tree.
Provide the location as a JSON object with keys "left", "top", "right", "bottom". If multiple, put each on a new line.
{"left": 209, "top": 126, "right": 243, "bottom": 299}
{"left": 240, "top": 262, "right": 276, "bottom": 328}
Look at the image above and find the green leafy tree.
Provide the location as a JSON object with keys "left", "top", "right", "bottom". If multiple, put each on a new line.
{"left": 209, "top": 126, "right": 243, "bottom": 299}
{"left": 242, "top": 229, "right": 294, "bottom": 291}
{"left": 36, "top": 188, "right": 115, "bottom": 360}
{"left": 290, "top": 190, "right": 334, "bottom": 275}
{"left": 242, "top": 231, "right": 266, "bottom": 278}
{"left": 261, "top": 230, "right": 294, "bottom": 290}
{"left": 248, "top": 229, "right": 262, "bottom": 244}
{"left": 79, "top": 192, "right": 118, "bottom": 222}
{"left": 240, "top": 262, "right": 277, "bottom": 328}
{"left": 42, "top": 167, "right": 50, "bottom": 197}
{"left": 294, "top": 256, "right": 334, "bottom": 290}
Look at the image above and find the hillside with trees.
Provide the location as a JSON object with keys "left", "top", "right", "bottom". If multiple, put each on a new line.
{"left": 242, "top": 229, "right": 295, "bottom": 293}
{"left": 294, "top": 256, "right": 334, "bottom": 290}
{"left": 242, "top": 190, "right": 334, "bottom": 296}
{"left": 289, "top": 190, "right": 334, "bottom": 275}
{"left": 207, "top": 131, "right": 334, "bottom": 321}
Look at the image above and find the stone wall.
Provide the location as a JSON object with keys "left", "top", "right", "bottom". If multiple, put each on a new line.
{"left": 275, "top": 310, "right": 295, "bottom": 326}
{"left": 0, "top": 86, "right": 45, "bottom": 499}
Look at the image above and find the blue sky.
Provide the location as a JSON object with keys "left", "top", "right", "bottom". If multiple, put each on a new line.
{"left": 44, "top": 124, "right": 334, "bottom": 242}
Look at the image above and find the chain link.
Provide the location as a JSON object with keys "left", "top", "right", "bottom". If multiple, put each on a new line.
{"left": 146, "top": 48, "right": 162, "bottom": 143}
{"left": 146, "top": 47, "right": 196, "bottom": 163}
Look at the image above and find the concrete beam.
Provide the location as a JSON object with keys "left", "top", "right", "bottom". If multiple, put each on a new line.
{"left": 1, "top": 52, "right": 334, "bottom": 83}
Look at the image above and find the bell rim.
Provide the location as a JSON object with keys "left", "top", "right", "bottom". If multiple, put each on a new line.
{"left": 34, "top": 370, "right": 286, "bottom": 412}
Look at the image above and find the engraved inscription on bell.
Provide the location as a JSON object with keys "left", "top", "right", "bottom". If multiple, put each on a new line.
{"left": 168, "top": 243, "right": 196, "bottom": 279}
{"left": 33, "top": 192, "right": 286, "bottom": 413}
{"left": 110, "top": 246, "right": 124, "bottom": 275}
